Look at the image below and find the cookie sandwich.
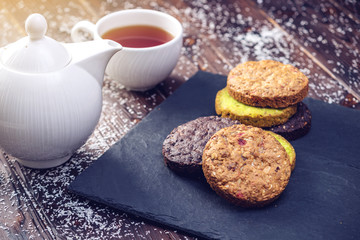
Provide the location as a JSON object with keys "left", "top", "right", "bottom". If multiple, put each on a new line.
{"left": 216, "top": 60, "right": 311, "bottom": 140}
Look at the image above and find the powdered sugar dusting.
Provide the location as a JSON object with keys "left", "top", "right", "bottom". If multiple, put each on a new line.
{"left": 174, "top": 0, "right": 352, "bottom": 105}
{"left": 255, "top": 0, "right": 360, "bottom": 107}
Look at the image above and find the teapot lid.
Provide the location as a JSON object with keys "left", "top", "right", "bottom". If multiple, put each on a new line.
{"left": 0, "top": 13, "right": 71, "bottom": 73}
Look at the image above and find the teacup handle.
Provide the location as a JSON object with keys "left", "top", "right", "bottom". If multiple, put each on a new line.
{"left": 71, "top": 20, "right": 96, "bottom": 42}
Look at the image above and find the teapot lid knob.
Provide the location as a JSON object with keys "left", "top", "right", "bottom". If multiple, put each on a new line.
{"left": 0, "top": 13, "right": 71, "bottom": 73}
{"left": 25, "top": 13, "right": 47, "bottom": 40}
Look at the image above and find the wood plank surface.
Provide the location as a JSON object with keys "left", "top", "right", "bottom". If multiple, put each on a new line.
{"left": 0, "top": 0, "right": 359, "bottom": 239}
{"left": 255, "top": 0, "right": 360, "bottom": 104}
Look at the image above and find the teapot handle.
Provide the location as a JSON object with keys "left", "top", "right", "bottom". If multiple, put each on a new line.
{"left": 71, "top": 20, "right": 96, "bottom": 42}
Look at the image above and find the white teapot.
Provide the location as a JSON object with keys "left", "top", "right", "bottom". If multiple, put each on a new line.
{"left": 0, "top": 14, "right": 122, "bottom": 168}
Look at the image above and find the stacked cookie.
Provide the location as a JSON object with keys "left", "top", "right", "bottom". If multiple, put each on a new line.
{"left": 216, "top": 60, "right": 311, "bottom": 140}
{"left": 161, "top": 60, "right": 310, "bottom": 208}
{"left": 162, "top": 116, "right": 240, "bottom": 176}
{"left": 202, "top": 124, "right": 292, "bottom": 207}
{"left": 162, "top": 116, "right": 296, "bottom": 208}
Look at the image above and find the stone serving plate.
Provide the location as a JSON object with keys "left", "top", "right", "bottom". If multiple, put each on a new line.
{"left": 69, "top": 71, "right": 360, "bottom": 240}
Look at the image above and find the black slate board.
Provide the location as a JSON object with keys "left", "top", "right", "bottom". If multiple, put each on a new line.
{"left": 69, "top": 71, "right": 360, "bottom": 240}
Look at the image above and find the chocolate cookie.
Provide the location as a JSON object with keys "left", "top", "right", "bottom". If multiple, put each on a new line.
{"left": 215, "top": 88, "right": 297, "bottom": 127}
{"left": 227, "top": 60, "right": 309, "bottom": 108}
{"left": 162, "top": 116, "right": 239, "bottom": 176}
{"left": 202, "top": 124, "right": 291, "bottom": 208}
{"left": 265, "top": 102, "right": 311, "bottom": 141}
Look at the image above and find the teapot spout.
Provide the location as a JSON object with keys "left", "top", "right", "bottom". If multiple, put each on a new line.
{"left": 65, "top": 40, "right": 122, "bottom": 86}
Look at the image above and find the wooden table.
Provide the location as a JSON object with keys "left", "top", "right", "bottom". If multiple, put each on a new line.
{"left": 0, "top": 0, "right": 359, "bottom": 239}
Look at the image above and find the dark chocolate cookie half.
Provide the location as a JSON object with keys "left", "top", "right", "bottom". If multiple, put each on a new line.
{"left": 162, "top": 116, "right": 239, "bottom": 176}
{"left": 265, "top": 102, "right": 311, "bottom": 141}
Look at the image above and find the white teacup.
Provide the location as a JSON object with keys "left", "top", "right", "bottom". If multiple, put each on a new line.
{"left": 71, "top": 9, "right": 183, "bottom": 91}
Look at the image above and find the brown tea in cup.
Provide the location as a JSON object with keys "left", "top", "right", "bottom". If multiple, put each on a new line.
{"left": 71, "top": 9, "right": 183, "bottom": 91}
{"left": 101, "top": 25, "right": 174, "bottom": 48}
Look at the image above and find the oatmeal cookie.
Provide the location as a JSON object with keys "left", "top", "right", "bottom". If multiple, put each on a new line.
{"left": 202, "top": 124, "right": 291, "bottom": 207}
{"left": 227, "top": 60, "right": 309, "bottom": 108}
{"left": 268, "top": 131, "right": 296, "bottom": 171}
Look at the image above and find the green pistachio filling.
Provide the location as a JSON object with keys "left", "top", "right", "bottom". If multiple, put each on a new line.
{"left": 268, "top": 131, "right": 296, "bottom": 169}
{"left": 218, "top": 88, "right": 293, "bottom": 117}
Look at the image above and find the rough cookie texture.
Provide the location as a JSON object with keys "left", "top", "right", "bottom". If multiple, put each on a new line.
{"left": 202, "top": 124, "right": 291, "bottom": 208}
{"left": 268, "top": 131, "right": 296, "bottom": 171}
{"left": 227, "top": 60, "right": 309, "bottom": 108}
{"left": 265, "top": 102, "right": 312, "bottom": 141}
{"left": 215, "top": 88, "right": 297, "bottom": 127}
{"left": 162, "top": 116, "right": 239, "bottom": 176}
